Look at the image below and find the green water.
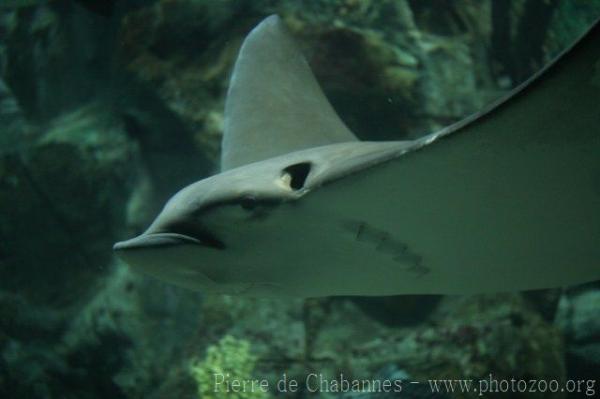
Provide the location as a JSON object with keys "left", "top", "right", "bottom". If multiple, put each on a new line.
{"left": 0, "top": 1, "right": 598, "bottom": 398}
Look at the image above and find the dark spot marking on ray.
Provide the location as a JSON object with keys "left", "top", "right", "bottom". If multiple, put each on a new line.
{"left": 341, "top": 220, "right": 427, "bottom": 274}
{"left": 377, "top": 237, "right": 407, "bottom": 255}
{"left": 354, "top": 222, "right": 389, "bottom": 244}
{"left": 408, "top": 262, "right": 431, "bottom": 278}
{"left": 356, "top": 222, "right": 365, "bottom": 240}
{"left": 393, "top": 252, "right": 421, "bottom": 264}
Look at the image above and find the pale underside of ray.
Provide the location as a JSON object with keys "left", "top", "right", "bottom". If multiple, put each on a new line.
{"left": 293, "top": 19, "right": 600, "bottom": 295}
{"left": 221, "top": 15, "right": 357, "bottom": 172}
{"left": 209, "top": 17, "right": 600, "bottom": 296}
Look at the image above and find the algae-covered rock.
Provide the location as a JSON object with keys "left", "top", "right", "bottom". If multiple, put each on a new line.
{"left": 0, "top": 105, "right": 135, "bottom": 305}
{"left": 158, "top": 294, "right": 564, "bottom": 398}
{"left": 118, "top": 0, "right": 599, "bottom": 163}
{"left": 118, "top": 0, "right": 498, "bottom": 154}
{"left": 1, "top": 4, "right": 116, "bottom": 121}
{"left": 0, "top": 103, "right": 204, "bottom": 398}
{"left": 119, "top": 0, "right": 257, "bottom": 162}
{"left": 190, "top": 335, "right": 270, "bottom": 399}
{"left": 555, "top": 283, "right": 600, "bottom": 381}
{"left": 0, "top": 105, "right": 138, "bottom": 397}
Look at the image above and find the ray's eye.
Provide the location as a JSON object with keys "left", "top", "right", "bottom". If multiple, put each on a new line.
{"left": 240, "top": 196, "right": 258, "bottom": 211}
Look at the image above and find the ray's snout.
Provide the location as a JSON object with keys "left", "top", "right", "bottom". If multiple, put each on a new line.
{"left": 112, "top": 230, "right": 223, "bottom": 293}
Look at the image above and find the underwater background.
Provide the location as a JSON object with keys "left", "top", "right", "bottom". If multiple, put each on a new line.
{"left": 0, "top": 0, "right": 599, "bottom": 398}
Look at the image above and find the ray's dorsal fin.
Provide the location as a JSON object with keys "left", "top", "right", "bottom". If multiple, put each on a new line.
{"left": 221, "top": 15, "right": 357, "bottom": 171}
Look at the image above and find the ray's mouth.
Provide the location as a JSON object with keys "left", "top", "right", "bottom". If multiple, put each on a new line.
{"left": 165, "top": 220, "right": 226, "bottom": 250}
{"left": 113, "top": 222, "right": 226, "bottom": 252}
{"left": 113, "top": 233, "right": 199, "bottom": 251}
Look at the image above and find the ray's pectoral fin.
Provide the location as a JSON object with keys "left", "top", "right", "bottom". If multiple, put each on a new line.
{"left": 221, "top": 15, "right": 357, "bottom": 171}
{"left": 341, "top": 220, "right": 429, "bottom": 277}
